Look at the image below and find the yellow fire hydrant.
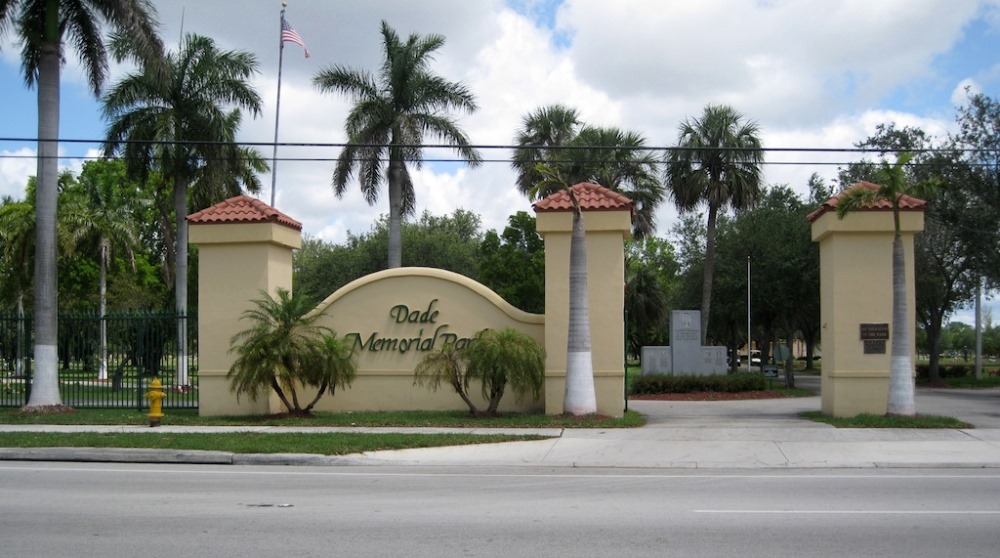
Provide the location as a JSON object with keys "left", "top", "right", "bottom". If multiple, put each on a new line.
{"left": 145, "top": 377, "right": 166, "bottom": 427}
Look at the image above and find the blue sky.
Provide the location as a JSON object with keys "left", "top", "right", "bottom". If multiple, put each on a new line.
{"left": 1, "top": 0, "right": 998, "bottom": 323}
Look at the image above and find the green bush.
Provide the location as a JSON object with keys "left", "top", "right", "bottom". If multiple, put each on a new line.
{"left": 943, "top": 364, "right": 969, "bottom": 378}
{"left": 630, "top": 373, "right": 766, "bottom": 395}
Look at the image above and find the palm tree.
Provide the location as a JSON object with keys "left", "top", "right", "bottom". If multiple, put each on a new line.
{"left": 532, "top": 164, "right": 596, "bottom": 415}
{"left": 228, "top": 288, "right": 356, "bottom": 415}
{"left": 314, "top": 20, "right": 482, "bottom": 268}
{"left": 835, "top": 153, "right": 928, "bottom": 416}
{"left": 0, "top": 0, "right": 163, "bottom": 412}
{"left": 665, "top": 104, "right": 764, "bottom": 344}
{"left": 513, "top": 104, "right": 582, "bottom": 194}
{"left": 513, "top": 105, "right": 664, "bottom": 238}
{"left": 462, "top": 328, "right": 545, "bottom": 416}
{"left": 102, "top": 33, "right": 265, "bottom": 385}
{"left": 63, "top": 161, "right": 139, "bottom": 381}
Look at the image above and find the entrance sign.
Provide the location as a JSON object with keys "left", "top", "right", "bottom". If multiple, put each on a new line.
{"left": 192, "top": 185, "right": 632, "bottom": 417}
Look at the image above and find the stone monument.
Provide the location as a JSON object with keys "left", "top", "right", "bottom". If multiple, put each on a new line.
{"left": 641, "top": 310, "right": 728, "bottom": 376}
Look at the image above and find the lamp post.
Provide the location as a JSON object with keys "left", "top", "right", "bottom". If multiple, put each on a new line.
{"left": 747, "top": 255, "right": 751, "bottom": 371}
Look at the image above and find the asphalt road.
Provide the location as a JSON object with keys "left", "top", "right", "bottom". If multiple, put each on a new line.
{"left": 2, "top": 462, "right": 998, "bottom": 558}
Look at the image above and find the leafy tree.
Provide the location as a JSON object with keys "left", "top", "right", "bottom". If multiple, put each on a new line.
{"left": 62, "top": 160, "right": 140, "bottom": 380}
{"left": 512, "top": 104, "right": 664, "bottom": 237}
{"left": 478, "top": 211, "right": 545, "bottom": 314}
{"left": 841, "top": 122, "right": 979, "bottom": 380}
{"left": 293, "top": 209, "right": 484, "bottom": 305}
{"left": 835, "top": 154, "right": 929, "bottom": 416}
{"left": 314, "top": 20, "right": 482, "bottom": 269}
{"left": 665, "top": 104, "right": 764, "bottom": 344}
{"left": 102, "top": 33, "right": 266, "bottom": 385}
{"left": 624, "top": 236, "right": 677, "bottom": 358}
{"left": 0, "top": 0, "right": 163, "bottom": 412}
{"left": 228, "top": 288, "right": 356, "bottom": 415}
{"left": 952, "top": 91, "right": 1000, "bottom": 286}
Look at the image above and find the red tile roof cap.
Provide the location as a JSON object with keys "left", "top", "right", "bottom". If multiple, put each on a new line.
{"left": 532, "top": 182, "right": 634, "bottom": 213}
{"left": 806, "top": 181, "right": 927, "bottom": 222}
{"left": 187, "top": 195, "right": 302, "bottom": 231}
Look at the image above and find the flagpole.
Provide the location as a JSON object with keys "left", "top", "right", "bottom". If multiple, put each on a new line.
{"left": 270, "top": 3, "right": 288, "bottom": 207}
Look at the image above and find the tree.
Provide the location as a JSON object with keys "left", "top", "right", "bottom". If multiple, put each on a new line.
{"left": 624, "top": 236, "right": 677, "bottom": 358}
{"left": 478, "top": 212, "right": 545, "bottom": 314}
{"left": 840, "top": 122, "right": 979, "bottom": 381}
{"left": 314, "top": 20, "right": 482, "bottom": 269}
{"left": 665, "top": 104, "right": 764, "bottom": 345}
{"left": 513, "top": 104, "right": 665, "bottom": 237}
{"left": 103, "top": 33, "right": 266, "bottom": 385}
{"left": 835, "top": 154, "right": 928, "bottom": 416}
{"left": 0, "top": 0, "right": 163, "bottom": 412}
{"left": 462, "top": 328, "right": 545, "bottom": 415}
{"left": 532, "top": 164, "right": 596, "bottom": 415}
{"left": 413, "top": 342, "right": 479, "bottom": 414}
{"left": 293, "top": 209, "right": 484, "bottom": 306}
{"left": 228, "top": 288, "right": 356, "bottom": 415}
{"left": 62, "top": 160, "right": 139, "bottom": 380}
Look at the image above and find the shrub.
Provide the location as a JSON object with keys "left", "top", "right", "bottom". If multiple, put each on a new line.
{"left": 414, "top": 328, "right": 545, "bottom": 416}
{"left": 630, "top": 373, "right": 766, "bottom": 395}
{"left": 228, "top": 288, "right": 356, "bottom": 415}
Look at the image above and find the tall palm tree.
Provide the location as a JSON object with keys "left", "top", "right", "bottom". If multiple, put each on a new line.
{"left": 835, "top": 154, "right": 928, "bottom": 416}
{"left": 0, "top": 0, "right": 163, "bottom": 411}
{"left": 665, "top": 104, "right": 764, "bottom": 344}
{"left": 513, "top": 105, "right": 664, "bottom": 238}
{"left": 102, "top": 33, "right": 265, "bottom": 386}
{"left": 314, "top": 20, "right": 482, "bottom": 268}
{"left": 532, "top": 164, "right": 596, "bottom": 415}
{"left": 64, "top": 161, "right": 139, "bottom": 381}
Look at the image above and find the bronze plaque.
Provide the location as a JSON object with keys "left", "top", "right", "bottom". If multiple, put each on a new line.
{"left": 860, "top": 323, "right": 889, "bottom": 340}
{"left": 863, "top": 339, "right": 886, "bottom": 354}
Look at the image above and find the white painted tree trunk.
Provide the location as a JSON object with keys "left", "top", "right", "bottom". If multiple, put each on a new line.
{"left": 563, "top": 208, "right": 596, "bottom": 415}
{"left": 97, "top": 237, "right": 109, "bottom": 381}
{"left": 887, "top": 235, "right": 916, "bottom": 416}
{"left": 174, "top": 177, "right": 189, "bottom": 386}
{"left": 25, "top": 44, "right": 64, "bottom": 409}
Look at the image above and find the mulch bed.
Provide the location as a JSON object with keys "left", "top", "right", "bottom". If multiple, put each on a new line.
{"left": 629, "top": 391, "right": 786, "bottom": 401}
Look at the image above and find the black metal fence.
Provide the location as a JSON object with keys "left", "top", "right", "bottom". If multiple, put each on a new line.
{"left": 0, "top": 312, "right": 198, "bottom": 409}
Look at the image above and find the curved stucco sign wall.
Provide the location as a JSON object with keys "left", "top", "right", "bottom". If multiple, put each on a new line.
{"left": 309, "top": 267, "right": 545, "bottom": 412}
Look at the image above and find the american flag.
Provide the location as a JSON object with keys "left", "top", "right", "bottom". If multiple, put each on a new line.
{"left": 282, "top": 19, "right": 310, "bottom": 58}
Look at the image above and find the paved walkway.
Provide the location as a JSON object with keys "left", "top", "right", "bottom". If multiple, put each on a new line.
{"left": 2, "top": 379, "right": 999, "bottom": 469}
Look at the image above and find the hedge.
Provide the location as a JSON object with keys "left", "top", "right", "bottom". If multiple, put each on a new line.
{"left": 630, "top": 372, "right": 767, "bottom": 395}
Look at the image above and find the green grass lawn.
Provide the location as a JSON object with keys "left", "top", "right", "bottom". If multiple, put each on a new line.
{"left": 0, "top": 431, "right": 546, "bottom": 456}
{"left": 0, "top": 408, "right": 644, "bottom": 456}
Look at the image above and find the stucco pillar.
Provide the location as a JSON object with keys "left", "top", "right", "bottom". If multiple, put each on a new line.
{"left": 188, "top": 196, "right": 302, "bottom": 416}
{"left": 534, "top": 183, "right": 632, "bottom": 417}
{"left": 808, "top": 183, "right": 925, "bottom": 417}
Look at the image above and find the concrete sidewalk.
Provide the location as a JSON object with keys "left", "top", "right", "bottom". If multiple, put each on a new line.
{"left": 1, "top": 386, "right": 999, "bottom": 469}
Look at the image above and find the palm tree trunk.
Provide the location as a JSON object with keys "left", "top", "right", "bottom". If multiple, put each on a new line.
{"left": 887, "top": 235, "right": 916, "bottom": 416}
{"left": 387, "top": 157, "right": 403, "bottom": 268}
{"left": 98, "top": 237, "right": 109, "bottom": 381}
{"left": 563, "top": 207, "right": 596, "bottom": 415}
{"left": 25, "top": 41, "right": 64, "bottom": 409}
{"left": 700, "top": 203, "right": 719, "bottom": 345}
{"left": 174, "top": 176, "right": 189, "bottom": 386}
